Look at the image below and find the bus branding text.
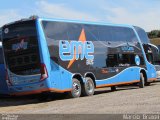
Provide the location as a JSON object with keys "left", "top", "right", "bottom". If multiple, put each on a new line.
{"left": 59, "top": 40, "right": 94, "bottom": 61}
{"left": 12, "top": 39, "right": 28, "bottom": 51}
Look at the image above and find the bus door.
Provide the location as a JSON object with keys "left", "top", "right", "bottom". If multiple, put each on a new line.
{"left": 143, "top": 44, "right": 156, "bottom": 79}
{"left": 143, "top": 44, "right": 154, "bottom": 63}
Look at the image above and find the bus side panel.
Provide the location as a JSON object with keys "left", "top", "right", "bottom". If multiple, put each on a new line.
{"left": 59, "top": 67, "right": 72, "bottom": 90}
{"left": 49, "top": 60, "right": 72, "bottom": 90}
{"left": 40, "top": 20, "right": 146, "bottom": 91}
{"left": 38, "top": 20, "right": 73, "bottom": 91}
{"left": 146, "top": 62, "right": 157, "bottom": 81}
{"left": 37, "top": 19, "right": 53, "bottom": 89}
{"left": 96, "top": 67, "right": 140, "bottom": 87}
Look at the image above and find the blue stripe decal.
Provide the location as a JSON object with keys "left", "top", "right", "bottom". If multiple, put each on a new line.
{"left": 96, "top": 67, "right": 141, "bottom": 86}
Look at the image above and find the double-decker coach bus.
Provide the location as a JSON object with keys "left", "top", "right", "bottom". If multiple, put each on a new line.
{"left": 1, "top": 17, "right": 156, "bottom": 98}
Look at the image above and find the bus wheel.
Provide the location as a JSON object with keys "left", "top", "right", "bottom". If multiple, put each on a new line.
{"left": 139, "top": 73, "right": 145, "bottom": 88}
{"left": 82, "top": 77, "right": 95, "bottom": 96}
{"left": 145, "top": 81, "right": 151, "bottom": 86}
{"left": 69, "top": 78, "right": 82, "bottom": 98}
{"left": 37, "top": 93, "right": 49, "bottom": 101}
{"left": 111, "top": 86, "right": 116, "bottom": 91}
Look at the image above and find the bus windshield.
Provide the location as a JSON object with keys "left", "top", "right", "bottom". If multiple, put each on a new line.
{"left": 134, "top": 26, "right": 150, "bottom": 44}
{"left": 2, "top": 20, "right": 41, "bottom": 75}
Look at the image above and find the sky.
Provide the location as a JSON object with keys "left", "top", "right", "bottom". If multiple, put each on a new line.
{"left": 0, "top": 0, "right": 160, "bottom": 32}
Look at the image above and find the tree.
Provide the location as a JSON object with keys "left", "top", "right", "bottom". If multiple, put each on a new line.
{"left": 148, "top": 30, "right": 160, "bottom": 38}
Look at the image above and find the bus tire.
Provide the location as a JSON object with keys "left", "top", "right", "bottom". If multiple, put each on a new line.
{"left": 145, "top": 81, "right": 151, "bottom": 86}
{"left": 82, "top": 77, "right": 95, "bottom": 96}
{"left": 68, "top": 78, "right": 82, "bottom": 98}
{"left": 139, "top": 73, "right": 145, "bottom": 88}
{"left": 111, "top": 86, "right": 116, "bottom": 91}
{"left": 37, "top": 93, "right": 49, "bottom": 101}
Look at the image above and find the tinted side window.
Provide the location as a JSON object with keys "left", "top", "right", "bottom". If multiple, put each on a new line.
{"left": 67, "top": 23, "right": 82, "bottom": 40}
{"left": 42, "top": 21, "right": 68, "bottom": 41}
{"left": 106, "top": 54, "right": 119, "bottom": 67}
{"left": 111, "top": 27, "right": 138, "bottom": 43}
{"left": 98, "top": 26, "right": 138, "bottom": 43}
{"left": 106, "top": 54, "right": 142, "bottom": 67}
{"left": 42, "top": 21, "right": 86, "bottom": 44}
{"left": 84, "top": 24, "right": 99, "bottom": 41}
{"left": 98, "top": 26, "right": 112, "bottom": 41}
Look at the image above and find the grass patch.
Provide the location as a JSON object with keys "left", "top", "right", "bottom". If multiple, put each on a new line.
{"left": 150, "top": 38, "right": 160, "bottom": 45}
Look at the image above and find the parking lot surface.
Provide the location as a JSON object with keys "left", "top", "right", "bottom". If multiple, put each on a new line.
{"left": 0, "top": 82, "right": 160, "bottom": 114}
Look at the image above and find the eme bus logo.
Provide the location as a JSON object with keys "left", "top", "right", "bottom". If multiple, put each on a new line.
{"left": 59, "top": 40, "right": 94, "bottom": 61}
{"left": 59, "top": 29, "right": 94, "bottom": 68}
{"left": 12, "top": 39, "right": 28, "bottom": 51}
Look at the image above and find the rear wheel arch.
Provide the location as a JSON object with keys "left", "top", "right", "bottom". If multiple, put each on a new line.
{"left": 140, "top": 69, "right": 147, "bottom": 84}
{"left": 84, "top": 72, "right": 96, "bottom": 87}
{"left": 72, "top": 73, "right": 84, "bottom": 85}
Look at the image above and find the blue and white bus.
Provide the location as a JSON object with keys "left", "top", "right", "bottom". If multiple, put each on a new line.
{"left": 1, "top": 17, "right": 157, "bottom": 98}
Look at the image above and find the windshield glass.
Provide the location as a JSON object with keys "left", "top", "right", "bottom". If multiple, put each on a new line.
{"left": 134, "top": 26, "right": 150, "bottom": 44}
{"left": 2, "top": 20, "right": 40, "bottom": 75}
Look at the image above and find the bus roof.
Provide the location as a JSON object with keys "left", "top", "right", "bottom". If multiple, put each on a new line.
{"left": 2, "top": 16, "right": 134, "bottom": 29}
{"left": 38, "top": 17, "right": 134, "bottom": 28}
